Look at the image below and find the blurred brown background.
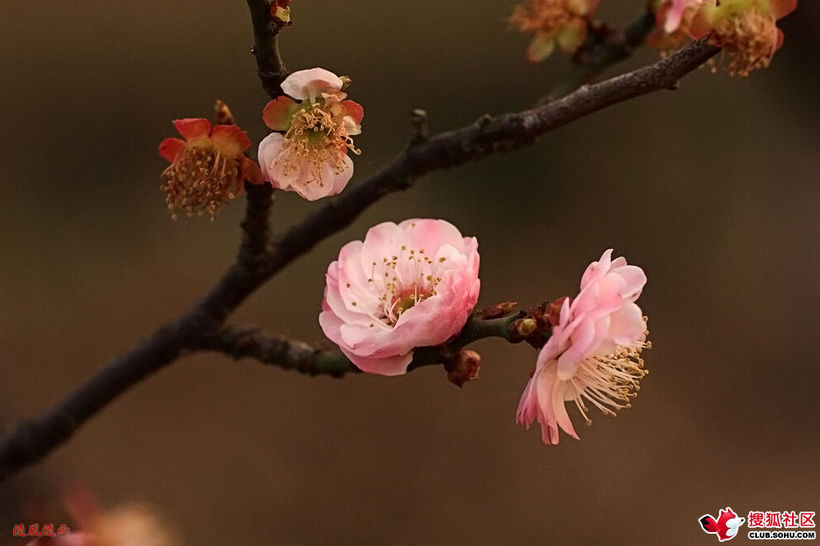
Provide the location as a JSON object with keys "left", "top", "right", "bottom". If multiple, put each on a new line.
{"left": 1, "top": 1, "right": 818, "bottom": 544}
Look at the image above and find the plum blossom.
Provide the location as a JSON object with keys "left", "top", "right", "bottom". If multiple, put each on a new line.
{"left": 258, "top": 68, "right": 363, "bottom": 201}
{"left": 159, "top": 117, "right": 262, "bottom": 219}
{"left": 688, "top": 0, "right": 797, "bottom": 76}
{"left": 319, "top": 219, "right": 481, "bottom": 376}
{"left": 509, "top": 0, "right": 599, "bottom": 61}
{"left": 517, "top": 250, "right": 650, "bottom": 445}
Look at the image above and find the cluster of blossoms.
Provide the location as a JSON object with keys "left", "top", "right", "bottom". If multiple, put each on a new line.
{"left": 509, "top": 0, "right": 599, "bottom": 61}
{"left": 158, "top": 68, "right": 362, "bottom": 218}
{"left": 319, "top": 221, "right": 649, "bottom": 445}
{"left": 157, "top": 70, "right": 653, "bottom": 446}
{"left": 508, "top": 0, "right": 797, "bottom": 76}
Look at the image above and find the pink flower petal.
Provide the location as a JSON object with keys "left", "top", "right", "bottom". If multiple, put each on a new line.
{"left": 262, "top": 96, "right": 301, "bottom": 131}
{"left": 341, "top": 100, "right": 364, "bottom": 124}
{"left": 210, "top": 124, "right": 251, "bottom": 156}
{"left": 172, "top": 118, "right": 211, "bottom": 141}
{"left": 158, "top": 137, "right": 186, "bottom": 163}
{"left": 281, "top": 68, "right": 343, "bottom": 101}
{"left": 257, "top": 132, "right": 286, "bottom": 186}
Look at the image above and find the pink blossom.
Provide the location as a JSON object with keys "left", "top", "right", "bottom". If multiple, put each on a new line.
{"left": 319, "top": 219, "right": 481, "bottom": 376}
{"left": 517, "top": 249, "right": 649, "bottom": 445}
{"left": 258, "top": 68, "right": 363, "bottom": 201}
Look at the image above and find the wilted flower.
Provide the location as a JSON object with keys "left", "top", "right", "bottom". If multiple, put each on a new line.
{"left": 159, "top": 117, "right": 262, "bottom": 219}
{"left": 517, "top": 249, "right": 650, "bottom": 445}
{"left": 258, "top": 68, "right": 363, "bottom": 201}
{"left": 509, "top": 0, "right": 599, "bottom": 61}
{"left": 690, "top": 0, "right": 797, "bottom": 76}
{"left": 319, "top": 219, "right": 481, "bottom": 376}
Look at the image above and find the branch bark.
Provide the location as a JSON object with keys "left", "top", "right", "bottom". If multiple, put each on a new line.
{"left": 247, "top": 0, "right": 289, "bottom": 98}
{"left": 197, "top": 311, "right": 525, "bottom": 378}
{"left": 0, "top": 36, "right": 719, "bottom": 482}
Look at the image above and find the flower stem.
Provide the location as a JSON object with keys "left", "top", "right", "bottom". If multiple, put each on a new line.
{"left": 247, "top": 0, "right": 289, "bottom": 98}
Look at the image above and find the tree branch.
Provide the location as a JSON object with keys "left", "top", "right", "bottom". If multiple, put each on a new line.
{"left": 258, "top": 38, "right": 719, "bottom": 277}
{"left": 542, "top": 9, "right": 657, "bottom": 102}
{"left": 0, "top": 37, "right": 719, "bottom": 482}
{"left": 247, "top": 0, "right": 289, "bottom": 98}
{"left": 197, "top": 312, "right": 525, "bottom": 378}
{"left": 238, "top": 182, "right": 275, "bottom": 267}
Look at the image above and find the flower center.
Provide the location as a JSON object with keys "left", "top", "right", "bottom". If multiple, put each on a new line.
{"left": 566, "top": 318, "right": 651, "bottom": 424}
{"left": 364, "top": 245, "right": 447, "bottom": 327}
{"left": 714, "top": 9, "right": 779, "bottom": 76}
{"left": 161, "top": 144, "right": 241, "bottom": 219}
{"left": 274, "top": 103, "right": 360, "bottom": 187}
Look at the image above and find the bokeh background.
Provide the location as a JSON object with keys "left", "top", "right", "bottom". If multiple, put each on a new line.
{"left": 1, "top": 1, "right": 818, "bottom": 544}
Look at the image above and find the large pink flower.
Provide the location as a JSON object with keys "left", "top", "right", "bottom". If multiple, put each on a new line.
{"left": 319, "top": 219, "right": 481, "bottom": 376}
{"left": 517, "top": 249, "right": 649, "bottom": 445}
{"left": 258, "top": 68, "right": 363, "bottom": 201}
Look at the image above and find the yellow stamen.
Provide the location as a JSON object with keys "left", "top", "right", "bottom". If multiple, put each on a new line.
{"left": 714, "top": 9, "right": 779, "bottom": 77}
{"left": 160, "top": 145, "right": 241, "bottom": 220}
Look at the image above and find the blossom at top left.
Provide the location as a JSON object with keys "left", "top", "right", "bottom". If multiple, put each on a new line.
{"left": 159, "top": 117, "right": 262, "bottom": 220}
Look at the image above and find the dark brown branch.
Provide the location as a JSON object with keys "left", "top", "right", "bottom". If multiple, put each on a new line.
{"left": 238, "top": 182, "right": 275, "bottom": 267}
{"left": 198, "top": 325, "right": 357, "bottom": 377}
{"left": 543, "top": 9, "right": 657, "bottom": 102}
{"left": 247, "top": 0, "right": 289, "bottom": 98}
{"left": 0, "top": 38, "right": 718, "bottom": 482}
{"left": 258, "top": 38, "right": 719, "bottom": 277}
{"left": 198, "top": 311, "right": 527, "bottom": 378}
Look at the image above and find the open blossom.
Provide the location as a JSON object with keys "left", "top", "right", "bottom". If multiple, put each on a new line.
{"left": 319, "top": 219, "right": 480, "bottom": 376}
{"left": 517, "top": 250, "right": 650, "bottom": 445}
{"left": 690, "top": 0, "right": 796, "bottom": 76}
{"left": 509, "top": 0, "right": 599, "bottom": 61}
{"left": 258, "top": 68, "right": 363, "bottom": 201}
{"left": 159, "top": 117, "right": 262, "bottom": 219}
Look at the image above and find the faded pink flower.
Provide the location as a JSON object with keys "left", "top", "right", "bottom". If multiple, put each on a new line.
{"left": 258, "top": 67, "right": 363, "bottom": 201}
{"left": 509, "top": 0, "right": 599, "bottom": 61}
{"left": 689, "top": 0, "right": 797, "bottom": 76}
{"left": 659, "top": 0, "right": 707, "bottom": 33}
{"left": 319, "top": 219, "right": 481, "bottom": 376}
{"left": 517, "top": 249, "right": 650, "bottom": 445}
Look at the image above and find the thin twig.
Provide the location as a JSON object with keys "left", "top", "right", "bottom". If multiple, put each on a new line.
{"left": 247, "top": 0, "right": 289, "bottom": 98}
{"left": 198, "top": 312, "right": 523, "bottom": 377}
